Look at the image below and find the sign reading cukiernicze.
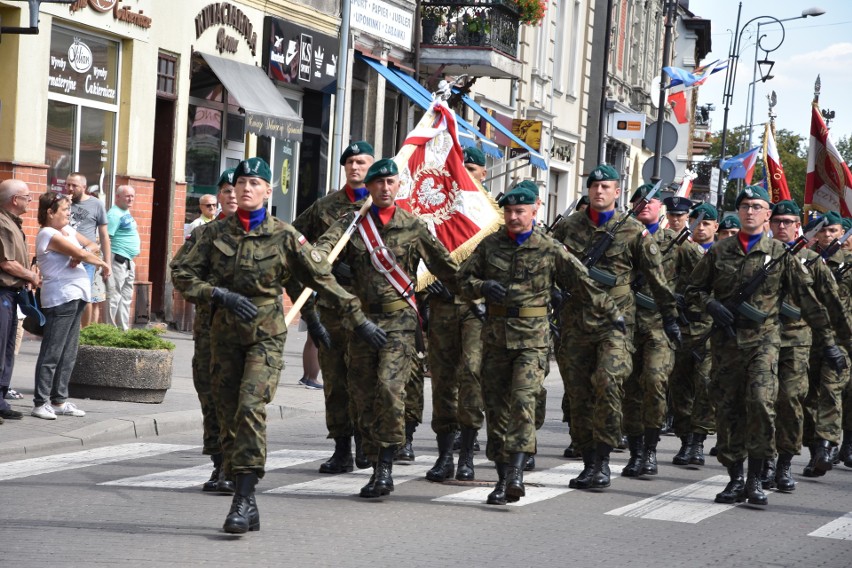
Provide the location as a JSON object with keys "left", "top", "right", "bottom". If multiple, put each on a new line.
{"left": 48, "top": 26, "right": 119, "bottom": 104}
{"left": 350, "top": 0, "right": 413, "bottom": 50}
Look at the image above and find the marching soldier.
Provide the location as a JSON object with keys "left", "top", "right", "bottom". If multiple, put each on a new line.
{"left": 717, "top": 215, "right": 741, "bottom": 240}
{"left": 685, "top": 185, "right": 847, "bottom": 507}
{"left": 552, "top": 165, "right": 680, "bottom": 490}
{"left": 172, "top": 157, "right": 387, "bottom": 533}
{"left": 292, "top": 140, "right": 374, "bottom": 473}
{"left": 458, "top": 181, "right": 624, "bottom": 504}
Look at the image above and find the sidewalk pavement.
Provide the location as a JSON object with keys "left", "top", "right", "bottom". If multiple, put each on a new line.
{"left": 0, "top": 328, "right": 329, "bottom": 458}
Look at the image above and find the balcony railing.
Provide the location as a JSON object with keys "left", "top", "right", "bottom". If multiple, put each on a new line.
{"left": 421, "top": 0, "right": 520, "bottom": 59}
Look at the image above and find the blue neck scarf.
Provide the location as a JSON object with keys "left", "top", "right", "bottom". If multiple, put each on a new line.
{"left": 587, "top": 208, "right": 615, "bottom": 227}
{"left": 237, "top": 207, "right": 267, "bottom": 232}
{"left": 645, "top": 222, "right": 660, "bottom": 235}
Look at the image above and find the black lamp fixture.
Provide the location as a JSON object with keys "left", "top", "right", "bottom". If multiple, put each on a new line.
{"left": 757, "top": 58, "right": 775, "bottom": 82}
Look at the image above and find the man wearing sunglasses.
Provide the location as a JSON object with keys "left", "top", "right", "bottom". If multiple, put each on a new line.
{"left": 187, "top": 194, "right": 219, "bottom": 236}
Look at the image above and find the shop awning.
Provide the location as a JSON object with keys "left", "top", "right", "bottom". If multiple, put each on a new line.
{"left": 200, "top": 52, "right": 303, "bottom": 142}
{"left": 357, "top": 54, "right": 503, "bottom": 160}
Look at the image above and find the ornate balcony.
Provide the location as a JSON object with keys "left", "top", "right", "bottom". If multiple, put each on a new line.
{"left": 419, "top": 0, "right": 522, "bottom": 79}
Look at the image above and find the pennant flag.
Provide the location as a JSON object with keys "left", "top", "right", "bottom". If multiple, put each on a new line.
{"left": 805, "top": 102, "right": 852, "bottom": 216}
{"left": 667, "top": 89, "right": 689, "bottom": 124}
{"left": 763, "top": 123, "right": 791, "bottom": 203}
{"left": 663, "top": 59, "right": 728, "bottom": 89}
{"left": 676, "top": 170, "right": 697, "bottom": 198}
{"left": 392, "top": 101, "right": 501, "bottom": 287}
{"left": 721, "top": 146, "right": 760, "bottom": 184}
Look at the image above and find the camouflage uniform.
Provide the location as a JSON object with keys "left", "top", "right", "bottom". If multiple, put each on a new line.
{"left": 315, "top": 207, "right": 458, "bottom": 461}
{"left": 458, "top": 230, "right": 622, "bottom": 463}
{"left": 172, "top": 214, "right": 367, "bottom": 478}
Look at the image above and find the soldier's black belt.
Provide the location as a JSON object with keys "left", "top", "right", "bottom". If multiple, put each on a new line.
{"left": 487, "top": 305, "right": 548, "bottom": 317}
{"left": 367, "top": 299, "right": 409, "bottom": 313}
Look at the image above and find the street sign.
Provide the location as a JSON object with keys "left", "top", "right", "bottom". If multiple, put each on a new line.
{"left": 644, "top": 121, "right": 678, "bottom": 154}
{"left": 642, "top": 156, "right": 676, "bottom": 186}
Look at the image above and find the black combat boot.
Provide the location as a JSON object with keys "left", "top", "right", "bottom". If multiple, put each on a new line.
{"left": 456, "top": 428, "right": 477, "bottom": 481}
{"left": 715, "top": 460, "right": 745, "bottom": 504}
{"left": 775, "top": 453, "right": 796, "bottom": 492}
{"left": 616, "top": 435, "right": 628, "bottom": 451}
{"left": 319, "top": 437, "right": 354, "bottom": 474}
{"left": 426, "top": 432, "right": 456, "bottom": 482}
{"left": 814, "top": 439, "right": 834, "bottom": 475}
{"left": 223, "top": 472, "right": 260, "bottom": 534}
{"left": 354, "top": 432, "right": 370, "bottom": 469}
{"left": 621, "top": 435, "right": 645, "bottom": 477}
{"left": 487, "top": 463, "right": 507, "bottom": 505}
{"left": 591, "top": 443, "right": 612, "bottom": 488}
{"left": 203, "top": 454, "right": 223, "bottom": 492}
{"left": 840, "top": 430, "right": 852, "bottom": 467}
{"left": 759, "top": 458, "right": 776, "bottom": 490}
{"left": 524, "top": 455, "right": 535, "bottom": 471}
{"left": 569, "top": 448, "right": 596, "bottom": 489}
{"left": 745, "top": 457, "right": 768, "bottom": 506}
{"left": 360, "top": 446, "right": 396, "bottom": 498}
{"left": 394, "top": 422, "right": 417, "bottom": 462}
{"left": 686, "top": 433, "right": 707, "bottom": 466}
{"left": 641, "top": 428, "right": 660, "bottom": 476}
{"left": 802, "top": 444, "right": 824, "bottom": 477}
{"left": 672, "top": 434, "right": 692, "bottom": 466}
{"left": 563, "top": 440, "right": 579, "bottom": 458}
{"left": 505, "top": 452, "right": 527, "bottom": 502}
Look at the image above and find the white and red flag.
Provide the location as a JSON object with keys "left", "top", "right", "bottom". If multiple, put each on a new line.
{"left": 805, "top": 102, "right": 852, "bottom": 215}
{"left": 763, "top": 123, "right": 791, "bottom": 203}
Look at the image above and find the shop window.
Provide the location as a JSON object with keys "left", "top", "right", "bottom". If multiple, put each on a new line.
{"left": 157, "top": 53, "right": 178, "bottom": 99}
{"left": 185, "top": 104, "right": 223, "bottom": 223}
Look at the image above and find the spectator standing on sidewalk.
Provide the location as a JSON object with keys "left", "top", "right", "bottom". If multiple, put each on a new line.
{"left": 106, "top": 185, "right": 140, "bottom": 330}
{"left": 68, "top": 173, "right": 110, "bottom": 327}
{"left": 186, "top": 194, "right": 218, "bottom": 237}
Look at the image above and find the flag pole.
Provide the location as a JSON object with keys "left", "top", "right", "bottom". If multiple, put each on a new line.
{"left": 763, "top": 122, "right": 772, "bottom": 200}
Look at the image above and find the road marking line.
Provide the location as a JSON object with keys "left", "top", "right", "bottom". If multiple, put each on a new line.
{"left": 809, "top": 512, "right": 852, "bottom": 540}
{"left": 605, "top": 475, "right": 735, "bottom": 523}
{"left": 0, "top": 443, "right": 197, "bottom": 481}
{"left": 433, "top": 463, "right": 586, "bottom": 506}
{"left": 100, "top": 449, "right": 330, "bottom": 488}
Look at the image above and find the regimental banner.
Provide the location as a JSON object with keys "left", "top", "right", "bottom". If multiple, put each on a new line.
{"left": 805, "top": 102, "right": 852, "bottom": 216}
{"left": 263, "top": 17, "right": 339, "bottom": 90}
{"left": 48, "top": 26, "right": 119, "bottom": 104}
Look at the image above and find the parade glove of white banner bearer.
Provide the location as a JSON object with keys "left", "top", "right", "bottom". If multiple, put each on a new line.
{"left": 823, "top": 344, "right": 848, "bottom": 373}
{"left": 211, "top": 287, "right": 258, "bottom": 322}
{"left": 355, "top": 319, "right": 388, "bottom": 350}
{"left": 481, "top": 280, "right": 507, "bottom": 303}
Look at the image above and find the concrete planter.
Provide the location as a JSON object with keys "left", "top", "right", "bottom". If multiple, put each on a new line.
{"left": 70, "top": 344, "right": 174, "bottom": 403}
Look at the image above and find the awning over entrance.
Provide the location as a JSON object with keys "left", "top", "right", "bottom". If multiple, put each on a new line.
{"left": 357, "top": 54, "right": 503, "bottom": 160}
{"left": 200, "top": 52, "right": 303, "bottom": 142}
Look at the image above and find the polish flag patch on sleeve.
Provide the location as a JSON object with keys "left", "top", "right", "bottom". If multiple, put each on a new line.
{"left": 297, "top": 234, "right": 307, "bottom": 246}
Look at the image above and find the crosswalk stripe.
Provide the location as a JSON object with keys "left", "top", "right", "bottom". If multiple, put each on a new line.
{"left": 433, "top": 463, "right": 586, "bottom": 506}
{"left": 808, "top": 512, "right": 852, "bottom": 540}
{"left": 0, "top": 443, "right": 197, "bottom": 482}
{"left": 100, "top": 449, "right": 330, "bottom": 488}
{"left": 605, "top": 475, "right": 735, "bottom": 523}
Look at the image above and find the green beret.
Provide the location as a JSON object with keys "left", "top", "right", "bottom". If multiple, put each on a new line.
{"left": 820, "top": 210, "right": 844, "bottom": 227}
{"left": 771, "top": 200, "right": 801, "bottom": 218}
{"left": 340, "top": 141, "right": 374, "bottom": 165}
{"left": 235, "top": 157, "right": 271, "bottom": 183}
{"left": 629, "top": 183, "right": 658, "bottom": 203}
{"left": 843, "top": 218, "right": 852, "bottom": 232}
{"left": 690, "top": 202, "right": 718, "bottom": 221}
{"left": 719, "top": 215, "right": 741, "bottom": 230}
{"left": 463, "top": 147, "right": 486, "bottom": 166}
{"left": 498, "top": 181, "right": 538, "bottom": 207}
{"left": 586, "top": 164, "right": 619, "bottom": 188}
{"left": 734, "top": 184, "right": 771, "bottom": 209}
{"left": 663, "top": 195, "right": 691, "bottom": 214}
{"left": 364, "top": 158, "right": 399, "bottom": 184}
{"left": 217, "top": 168, "right": 236, "bottom": 188}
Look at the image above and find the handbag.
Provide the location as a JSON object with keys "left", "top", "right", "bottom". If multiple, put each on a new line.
{"left": 18, "top": 288, "right": 46, "bottom": 337}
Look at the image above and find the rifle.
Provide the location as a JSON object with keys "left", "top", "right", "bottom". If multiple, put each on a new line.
{"left": 543, "top": 214, "right": 563, "bottom": 234}
{"left": 805, "top": 224, "right": 852, "bottom": 267}
{"left": 834, "top": 262, "right": 852, "bottom": 281}
{"left": 663, "top": 210, "right": 705, "bottom": 255}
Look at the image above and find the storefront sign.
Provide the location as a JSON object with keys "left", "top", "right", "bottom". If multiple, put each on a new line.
{"left": 195, "top": 2, "right": 258, "bottom": 57}
{"left": 69, "top": 0, "right": 152, "bottom": 30}
{"left": 263, "top": 17, "right": 339, "bottom": 91}
{"left": 350, "top": 0, "right": 413, "bottom": 51}
{"left": 48, "top": 27, "right": 119, "bottom": 104}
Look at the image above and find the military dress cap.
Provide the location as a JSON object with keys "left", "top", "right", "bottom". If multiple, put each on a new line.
{"left": 364, "top": 158, "right": 399, "bottom": 184}
{"left": 629, "top": 183, "right": 659, "bottom": 203}
{"left": 843, "top": 218, "right": 852, "bottom": 232}
{"left": 217, "top": 168, "right": 236, "bottom": 188}
{"left": 820, "top": 210, "right": 844, "bottom": 227}
{"left": 586, "top": 164, "right": 619, "bottom": 188}
{"left": 734, "top": 184, "right": 771, "bottom": 208}
{"left": 719, "top": 215, "right": 741, "bottom": 230}
{"left": 690, "top": 202, "right": 718, "bottom": 221}
{"left": 463, "top": 147, "right": 486, "bottom": 166}
{"left": 771, "top": 200, "right": 801, "bottom": 218}
{"left": 663, "top": 195, "right": 691, "bottom": 214}
{"left": 498, "top": 180, "right": 538, "bottom": 207}
{"left": 340, "top": 141, "right": 374, "bottom": 165}
{"left": 235, "top": 157, "right": 272, "bottom": 183}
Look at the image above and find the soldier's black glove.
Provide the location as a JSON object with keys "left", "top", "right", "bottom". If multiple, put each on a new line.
{"left": 355, "top": 319, "right": 388, "bottom": 350}
{"left": 823, "top": 344, "right": 848, "bottom": 373}
{"left": 662, "top": 316, "right": 682, "bottom": 349}
{"left": 706, "top": 300, "right": 734, "bottom": 327}
{"left": 426, "top": 280, "right": 454, "bottom": 302}
{"left": 470, "top": 303, "right": 486, "bottom": 321}
{"left": 211, "top": 287, "right": 258, "bottom": 321}
{"left": 613, "top": 315, "right": 627, "bottom": 334}
{"left": 550, "top": 288, "right": 565, "bottom": 311}
{"left": 302, "top": 312, "right": 331, "bottom": 349}
{"left": 481, "top": 280, "right": 507, "bottom": 303}
{"left": 674, "top": 293, "right": 687, "bottom": 312}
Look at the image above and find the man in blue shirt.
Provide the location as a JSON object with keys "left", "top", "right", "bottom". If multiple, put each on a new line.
{"left": 106, "top": 185, "right": 141, "bottom": 330}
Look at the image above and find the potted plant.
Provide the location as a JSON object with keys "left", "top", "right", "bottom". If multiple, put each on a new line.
{"left": 69, "top": 324, "right": 176, "bottom": 403}
{"left": 464, "top": 9, "right": 491, "bottom": 46}
{"left": 421, "top": 9, "right": 446, "bottom": 44}
{"left": 513, "top": 0, "right": 547, "bottom": 26}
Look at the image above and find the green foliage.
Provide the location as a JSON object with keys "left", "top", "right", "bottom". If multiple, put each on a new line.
{"left": 79, "top": 324, "right": 175, "bottom": 351}
{"left": 836, "top": 135, "right": 852, "bottom": 164}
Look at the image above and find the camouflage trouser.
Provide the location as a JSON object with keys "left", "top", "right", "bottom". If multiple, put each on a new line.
{"left": 348, "top": 329, "right": 415, "bottom": 461}
{"left": 536, "top": 386, "right": 547, "bottom": 430}
{"left": 480, "top": 343, "right": 547, "bottom": 463}
{"left": 318, "top": 305, "right": 354, "bottom": 439}
{"left": 775, "top": 345, "right": 810, "bottom": 455}
{"left": 669, "top": 334, "right": 715, "bottom": 436}
{"left": 804, "top": 343, "right": 851, "bottom": 445}
{"left": 623, "top": 324, "right": 674, "bottom": 436}
{"left": 404, "top": 354, "right": 425, "bottom": 425}
{"left": 192, "top": 305, "right": 220, "bottom": 456}
{"left": 427, "top": 301, "right": 484, "bottom": 434}
{"left": 210, "top": 305, "right": 286, "bottom": 478}
{"left": 843, "top": 379, "right": 852, "bottom": 431}
{"left": 711, "top": 337, "right": 778, "bottom": 467}
{"left": 559, "top": 332, "right": 632, "bottom": 451}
